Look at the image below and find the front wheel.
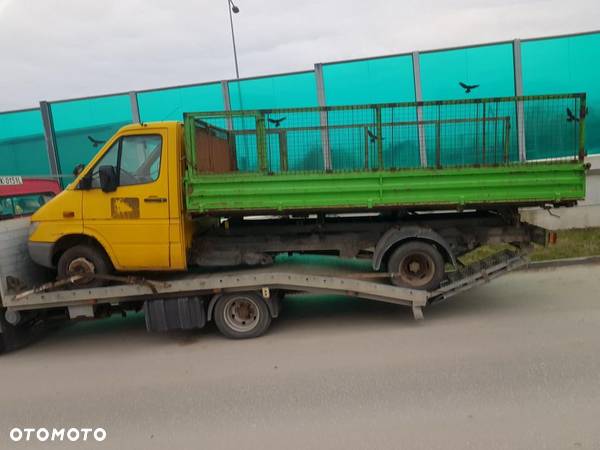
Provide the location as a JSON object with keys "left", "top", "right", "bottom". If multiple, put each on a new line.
{"left": 387, "top": 241, "right": 445, "bottom": 290}
{"left": 57, "top": 244, "right": 112, "bottom": 288}
{"left": 213, "top": 292, "right": 272, "bottom": 339}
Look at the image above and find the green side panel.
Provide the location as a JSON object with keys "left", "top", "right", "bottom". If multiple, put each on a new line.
{"left": 322, "top": 55, "right": 415, "bottom": 105}
{"left": 0, "top": 109, "right": 50, "bottom": 176}
{"left": 137, "top": 83, "right": 224, "bottom": 122}
{"left": 228, "top": 72, "right": 318, "bottom": 109}
{"left": 50, "top": 95, "right": 132, "bottom": 182}
{"left": 522, "top": 33, "right": 600, "bottom": 155}
{"left": 185, "top": 163, "right": 585, "bottom": 214}
{"left": 420, "top": 44, "right": 517, "bottom": 165}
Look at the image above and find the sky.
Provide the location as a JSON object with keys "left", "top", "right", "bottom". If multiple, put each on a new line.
{"left": 0, "top": 0, "right": 598, "bottom": 111}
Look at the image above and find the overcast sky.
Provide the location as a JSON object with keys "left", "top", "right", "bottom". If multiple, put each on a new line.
{"left": 0, "top": 0, "right": 598, "bottom": 110}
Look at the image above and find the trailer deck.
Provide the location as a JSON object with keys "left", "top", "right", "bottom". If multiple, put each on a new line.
{"left": 2, "top": 249, "right": 529, "bottom": 322}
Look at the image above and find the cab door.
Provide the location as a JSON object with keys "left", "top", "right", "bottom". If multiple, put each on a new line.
{"left": 82, "top": 130, "right": 171, "bottom": 270}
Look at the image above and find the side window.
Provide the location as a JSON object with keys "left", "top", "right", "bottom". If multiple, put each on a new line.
{"left": 0, "top": 198, "right": 15, "bottom": 218}
{"left": 88, "top": 134, "right": 162, "bottom": 189}
{"left": 90, "top": 140, "right": 119, "bottom": 189}
{"left": 119, "top": 135, "right": 162, "bottom": 186}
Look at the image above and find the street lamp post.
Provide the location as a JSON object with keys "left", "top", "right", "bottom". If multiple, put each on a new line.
{"left": 228, "top": 0, "right": 240, "bottom": 79}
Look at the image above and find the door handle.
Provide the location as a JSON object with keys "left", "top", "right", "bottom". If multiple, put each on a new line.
{"left": 144, "top": 196, "right": 167, "bottom": 203}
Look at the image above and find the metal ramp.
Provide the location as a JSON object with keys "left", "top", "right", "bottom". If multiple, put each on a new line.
{"left": 429, "top": 249, "right": 529, "bottom": 305}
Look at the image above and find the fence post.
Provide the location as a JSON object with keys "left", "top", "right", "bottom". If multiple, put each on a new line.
{"left": 412, "top": 51, "right": 427, "bottom": 167}
{"left": 129, "top": 91, "right": 140, "bottom": 123}
{"left": 375, "top": 106, "right": 383, "bottom": 169}
{"left": 221, "top": 80, "right": 233, "bottom": 131}
{"left": 579, "top": 94, "right": 587, "bottom": 161}
{"left": 39, "top": 101, "right": 61, "bottom": 183}
{"left": 513, "top": 39, "right": 527, "bottom": 161}
{"left": 314, "top": 63, "right": 332, "bottom": 171}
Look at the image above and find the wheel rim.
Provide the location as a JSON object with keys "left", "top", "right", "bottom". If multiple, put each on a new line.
{"left": 67, "top": 257, "right": 96, "bottom": 284}
{"left": 222, "top": 296, "right": 260, "bottom": 333}
{"left": 397, "top": 252, "right": 435, "bottom": 287}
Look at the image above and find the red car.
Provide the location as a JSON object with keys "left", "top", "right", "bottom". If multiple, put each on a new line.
{"left": 0, "top": 177, "right": 61, "bottom": 220}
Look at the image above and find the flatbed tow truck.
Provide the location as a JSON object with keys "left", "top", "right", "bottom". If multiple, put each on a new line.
{"left": 0, "top": 93, "right": 587, "bottom": 352}
{"left": 1, "top": 217, "right": 530, "bottom": 352}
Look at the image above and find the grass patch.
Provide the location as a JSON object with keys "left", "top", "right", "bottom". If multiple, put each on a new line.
{"left": 458, "top": 227, "right": 600, "bottom": 264}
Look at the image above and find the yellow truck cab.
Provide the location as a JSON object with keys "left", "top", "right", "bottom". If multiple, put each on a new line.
{"left": 28, "top": 122, "right": 191, "bottom": 283}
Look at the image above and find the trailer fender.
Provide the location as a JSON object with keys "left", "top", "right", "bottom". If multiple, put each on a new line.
{"left": 207, "top": 291, "right": 280, "bottom": 322}
{"left": 372, "top": 226, "right": 457, "bottom": 271}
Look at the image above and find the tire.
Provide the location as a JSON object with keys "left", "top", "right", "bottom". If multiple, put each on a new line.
{"left": 0, "top": 310, "right": 27, "bottom": 354}
{"left": 213, "top": 292, "right": 272, "bottom": 339}
{"left": 387, "top": 241, "right": 445, "bottom": 290}
{"left": 57, "top": 244, "right": 112, "bottom": 288}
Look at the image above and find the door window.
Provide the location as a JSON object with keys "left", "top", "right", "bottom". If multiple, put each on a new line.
{"left": 88, "top": 135, "right": 162, "bottom": 188}
{"left": 119, "top": 135, "right": 162, "bottom": 186}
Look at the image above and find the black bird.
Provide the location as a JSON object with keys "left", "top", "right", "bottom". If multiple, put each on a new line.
{"left": 367, "top": 130, "right": 384, "bottom": 144}
{"left": 267, "top": 116, "right": 286, "bottom": 127}
{"left": 459, "top": 82, "right": 479, "bottom": 94}
{"left": 87, "top": 135, "right": 106, "bottom": 147}
{"left": 566, "top": 107, "right": 579, "bottom": 122}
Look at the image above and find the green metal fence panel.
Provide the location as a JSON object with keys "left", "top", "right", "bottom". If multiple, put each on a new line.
{"left": 522, "top": 33, "right": 600, "bottom": 155}
{"left": 322, "top": 55, "right": 419, "bottom": 168}
{"left": 50, "top": 95, "right": 133, "bottom": 181}
{"left": 185, "top": 94, "right": 584, "bottom": 196}
{"left": 0, "top": 109, "right": 50, "bottom": 176}
{"left": 137, "top": 83, "right": 224, "bottom": 122}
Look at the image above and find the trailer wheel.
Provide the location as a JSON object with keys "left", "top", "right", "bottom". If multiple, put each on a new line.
{"left": 387, "top": 241, "right": 445, "bottom": 290}
{"left": 213, "top": 292, "right": 271, "bottom": 339}
{"left": 57, "top": 245, "right": 112, "bottom": 288}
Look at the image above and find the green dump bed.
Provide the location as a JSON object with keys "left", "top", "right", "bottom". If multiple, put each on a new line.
{"left": 183, "top": 94, "right": 587, "bottom": 215}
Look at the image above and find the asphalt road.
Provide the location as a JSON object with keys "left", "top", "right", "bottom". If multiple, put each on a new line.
{"left": 1, "top": 264, "right": 600, "bottom": 450}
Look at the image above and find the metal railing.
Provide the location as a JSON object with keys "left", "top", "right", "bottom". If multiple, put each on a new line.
{"left": 182, "top": 93, "right": 587, "bottom": 176}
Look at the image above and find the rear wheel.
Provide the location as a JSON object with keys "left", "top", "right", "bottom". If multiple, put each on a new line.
{"left": 213, "top": 292, "right": 272, "bottom": 339}
{"left": 57, "top": 245, "right": 112, "bottom": 288}
{"left": 387, "top": 241, "right": 445, "bottom": 290}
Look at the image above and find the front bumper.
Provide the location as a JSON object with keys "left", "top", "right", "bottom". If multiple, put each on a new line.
{"left": 27, "top": 242, "right": 54, "bottom": 268}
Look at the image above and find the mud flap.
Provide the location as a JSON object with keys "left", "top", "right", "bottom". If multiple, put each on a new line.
{"left": 143, "top": 297, "right": 206, "bottom": 332}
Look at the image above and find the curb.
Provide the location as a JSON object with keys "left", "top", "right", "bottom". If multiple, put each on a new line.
{"left": 520, "top": 255, "right": 600, "bottom": 271}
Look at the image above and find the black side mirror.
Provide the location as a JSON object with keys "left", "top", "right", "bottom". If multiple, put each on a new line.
{"left": 98, "top": 165, "right": 118, "bottom": 193}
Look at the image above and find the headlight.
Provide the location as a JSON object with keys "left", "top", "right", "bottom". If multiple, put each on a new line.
{"left": 28, "top": 221, "right": 40, "bottom": 238}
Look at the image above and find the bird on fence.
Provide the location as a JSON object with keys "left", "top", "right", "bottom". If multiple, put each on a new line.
{"left": 459, "top": 82, "right": 479, "bottom": 94}
{"left": 267, "top": 117, "right": 287, "bottom": 127}
{"left": 87, "top": 135, "right": 106, "bottom": 147}
{"left": 566, "top": 107, "right": 579, "bottom": 122}
{"left": 367, "top": 130, "right": 384, "bottom": 144}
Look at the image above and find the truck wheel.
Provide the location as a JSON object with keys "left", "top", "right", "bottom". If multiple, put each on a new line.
{"left": 57, "top": 245, "right": 112, "bottom": 288}
{"left": 387, "top": 241, "right": 445, "bottom": 290}
{"left": 213, "top": 292, "right": 272, "bottom": 339}
{"left": 0, "top": 310, "right": 25, "bottom": 354}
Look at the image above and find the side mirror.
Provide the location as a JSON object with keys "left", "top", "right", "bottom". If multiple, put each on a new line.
{"left": 98, "top": 165, "right": 118, "bottom": 193}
